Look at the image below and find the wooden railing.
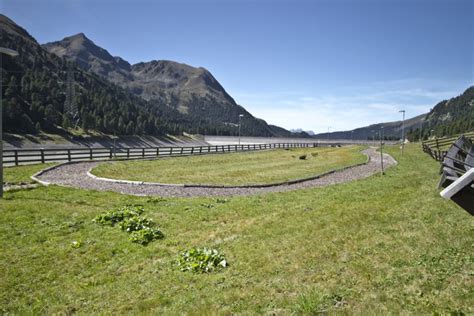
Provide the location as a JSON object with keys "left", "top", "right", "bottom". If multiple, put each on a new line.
{"left": 3, "top": 142, "right": 342, "bottom": 166}
{"left": 422, "top": 131, "right": 474, "bottom": 161}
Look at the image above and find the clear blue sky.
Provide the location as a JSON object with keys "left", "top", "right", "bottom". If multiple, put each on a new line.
{"left": 2, "top": 0, "right": 473, "bottom": 132}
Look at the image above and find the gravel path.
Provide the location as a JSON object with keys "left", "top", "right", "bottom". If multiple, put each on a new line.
{"left": 35, "top": 148, "right": 397, "bottom": 197}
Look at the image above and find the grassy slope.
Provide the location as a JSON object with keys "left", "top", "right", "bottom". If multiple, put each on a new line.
{"left": 91, "top": 146, "right": 366, "bottom": 185}
{"left": 4, "top": 163, "right": 56, "bottom": 184}
{"left": 0, "top": 144, "right": 472, "bottom": 314}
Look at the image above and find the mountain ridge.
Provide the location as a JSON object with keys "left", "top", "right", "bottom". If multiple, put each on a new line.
{"left": 1, "top": 14, "right": 303, "bottom": 138}
{"left": 42, "top": 32, "right": 300, "bottom": 137}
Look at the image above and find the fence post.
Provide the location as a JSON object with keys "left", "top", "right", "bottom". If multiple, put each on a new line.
{"left": 67, "top": 149, "right": 71, "bottom": 162}
{"left": 191, "top": 147, "right": 194, "bottom": 155}
{"left": 142, "top": 148, "right": 145, "bottom": 158}
{"left": 199, "top": 146, "right": 203, "bottom": 154}
{"left": 40, "top": 149, "right": 45, "bottom": 164}
{"left": 14, "top": 150, "right": 19, "bottom": 166}
{"left": 127, "top": 148, "right": 130, "bottom": 159}
{"left": 180, "top": 147, "right": 184, "bottom": 155}
{"left": 109, "top": 148, "right": 113, "bottom": 159}
{"left": 156, "top": 148, "right": 159, "bottom": 157}
{"left": 89, "top": 148, "right": 93, "bottom": 160}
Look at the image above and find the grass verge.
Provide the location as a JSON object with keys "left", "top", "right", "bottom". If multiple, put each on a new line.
{"left": 91, "top": 146, "right": 366, "bottom": 185}
{"left": 4, "top": 163, "right": 56, "bottom": 184}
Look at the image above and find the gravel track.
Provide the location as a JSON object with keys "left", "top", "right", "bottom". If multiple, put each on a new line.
{"left": 35, "top": 148, "right": 397, "bottom": 197}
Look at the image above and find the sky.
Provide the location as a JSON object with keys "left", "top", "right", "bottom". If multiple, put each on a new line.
{"left": 2, "top": 0, "right": 473, "bottom": 133}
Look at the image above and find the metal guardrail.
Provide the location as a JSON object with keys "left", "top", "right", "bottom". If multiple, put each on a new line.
{"left": 3, "top": 142, "right": 343, "bottom": 166}
{"left": 422, "top": 131, "right": 474, "bottom": 161}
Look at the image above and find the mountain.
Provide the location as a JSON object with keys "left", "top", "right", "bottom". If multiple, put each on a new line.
{"left": 290, "top": 128, "right": 315, "bottom": 136}
{"left": 419, "top": 86, "right": 474, "bottom": 139}
{"left": 315, "top": 86, "right": 474, "bottom": 141}
{"left": 0, "top": 14, "right": 196, "bottom": 136}
{"left": 42, "top": 32, "right": 299, "bottom": 137}
{"left": 0, "top": 14, "right": 299, "bottom": 137}
{"left": 314, "top": 114, "right": 426, "bottom": 140}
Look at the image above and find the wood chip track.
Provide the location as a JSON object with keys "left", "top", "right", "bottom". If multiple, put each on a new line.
{"left": 34, "top": 148, "right": 397, "bottom": 197}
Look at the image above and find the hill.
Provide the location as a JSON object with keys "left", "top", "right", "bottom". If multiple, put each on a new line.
{"left": 315, "top": 114, "right": 426, "bottom": 140}
{"left": 42, "top": 32, "right": 299, "bottom": 137}
{"left": 418, "top": 86, "right": 474, "bottom": 139}
{"left": 0, "top": 14, "right": 300, "bottom": 137}
{"left": 316, "top": 86, "right": 474, "bottom": 141}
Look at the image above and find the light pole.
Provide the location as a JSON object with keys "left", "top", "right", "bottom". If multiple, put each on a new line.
{"left": 419, "top": 117, "right": 424, "bottom": 142}
{"left": 380, "top": 126, "right": 384, "bottom": 175}
{"left": 238, "top": 114, "right": 244, "bottom": 146}
{"left": 0, "top": 47, "right": 19, "bottom": 199}
{"left": 399, "top": 110, "right": 406, "bottom": 156}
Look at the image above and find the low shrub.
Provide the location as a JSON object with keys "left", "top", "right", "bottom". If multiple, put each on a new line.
{"left": 129, "top": 227, "right": 164, "bottom": 245}
{"left": 177, "top": 247, "right": 228, "bottom": 273}
{"left": 119, "top": 216, "right": 154, "bottom": 232}
{"left": 93, "top": 205, "right": 144, "bottom": 226}
{"left": 93, "top": 205, "right": 163, "bottom": 245}
{"left": 299, "top": 154, "right": 307, "bottom": 160}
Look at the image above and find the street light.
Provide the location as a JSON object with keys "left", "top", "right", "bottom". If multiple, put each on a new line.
{"left": 419, "top": 116, "right": 424, "bottom": 142}
{"left": 238, "top": 114, "right": 244, "bottom": 146}
{"left": 0, "top": 47, "right": 19, "bottom": 199}
{"left": 380, "top": 126, "right": 384, "bottom": 175}
{"left": 399, "top": 110, "right": 406, "bottom": 156}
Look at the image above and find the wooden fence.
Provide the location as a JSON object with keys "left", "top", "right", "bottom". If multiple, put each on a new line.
{"left": 3, "top": 142, "right": 339, "bottom": 166}
{"left": 422, "top": 131, "right": 474, "bottom": 161}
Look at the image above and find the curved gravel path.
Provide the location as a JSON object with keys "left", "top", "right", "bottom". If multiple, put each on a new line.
{"left": 35, "top": 148, "right": 396, "bottom": 197}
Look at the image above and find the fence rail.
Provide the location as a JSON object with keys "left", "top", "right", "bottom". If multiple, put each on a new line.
{"left": 3, "top": 142, "right": 342, "bottom": 166}
{"left": 422, "top": 131, "right": 474, "bottom": 161}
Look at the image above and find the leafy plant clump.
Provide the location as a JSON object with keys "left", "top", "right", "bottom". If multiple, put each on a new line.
{"left": 177, "top": 247, "right": 228, "bottom": 273}
{"left": 119, "top": 216, "right": 154, "bottom": 232}
{"left": 93, "top": 205, "right": 144, "bottom": 226}
{"left": 130, "top": 227, "right": 164, "bottom": 245}
{"left": 299, "top": 154, "right": 308, "bottom": 160}
{"left": 93, "top": 205, "right": 164, "bottom": 245}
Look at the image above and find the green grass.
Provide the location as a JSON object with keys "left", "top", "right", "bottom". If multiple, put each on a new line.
{"left": 91, "top": 146, "right": 367, "bottom": 185}
{"left": 0, "top": 144, "right": 472, "bottom": 314}
{"left": 4, "top": 163, "right": 56, "bottom": 184}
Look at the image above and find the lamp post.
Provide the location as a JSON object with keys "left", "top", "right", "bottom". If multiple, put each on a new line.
{"left": 238, "top": 114, "right": 244, "bottom": 146}
{"left": 399, "top": 110, "right": 406, "bottom": 156}
{"left": 419, "top": 117, "right": 424, "bottom": 142}
{"left": 0, "top": 47, "right": 19, "bottom": 199}
{"left": 380, "top": 126, "right": 384, "bottom": 175}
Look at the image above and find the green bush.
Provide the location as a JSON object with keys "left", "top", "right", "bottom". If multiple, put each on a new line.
{"left": 93, "top": 205, "right": 144, "bottom": 226}
{"left": 177, "top": 247, "right": 228, "bottom": 273}
{"left": 129, "top": 227, "right": 164, "bottom": 245}
{"left": 93, "top": 205, "right": 163, "bottom": 245}
{"left": 119, "top": 216, "right": 154, "bottom": 232}
{"left": 299, "top": 154, "right": 307, "bottom": 160}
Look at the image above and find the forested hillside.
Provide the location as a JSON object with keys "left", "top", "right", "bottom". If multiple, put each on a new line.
{"left": 412, "top": 86, "right": 474, "bottom": 140}
{"left": 0, "top": 15, "right": 301, "bottom": 137}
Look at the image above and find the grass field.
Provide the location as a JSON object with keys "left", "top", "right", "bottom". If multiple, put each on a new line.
{"left": 0, "top": 144, "right": 472, "bottom": 314}
{"left": 91, "top": 146, "right": 366, "bottom": 185}
{"left": 4, "top": 163, "right": 56, "bottom": 184}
